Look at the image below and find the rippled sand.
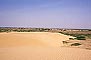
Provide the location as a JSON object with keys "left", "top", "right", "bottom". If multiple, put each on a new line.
{"left": 0, "top": 32, "right": 91, "bottom": 60}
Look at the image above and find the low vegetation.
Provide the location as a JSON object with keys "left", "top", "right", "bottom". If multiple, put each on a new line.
{"left": 0, "top": 27, "right": 91, "bottom": 40}
{"left": 71, "top": 43, "right": 81, "bottom": 46}
{"left": 76, "top": 35, "right": 86, "bottom": 40}
{"left": 60, "top": 31, "right": 91, "bottom": 50}
{"left": 0, "top": 27, "right": 51, "bottom": 32}
{"left": 59, "top": 31, "right": 91, "bottom": 40}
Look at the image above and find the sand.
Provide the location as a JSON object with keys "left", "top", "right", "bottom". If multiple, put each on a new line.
{"left": 0, "top": 32, "right": 91, "bottom": 60}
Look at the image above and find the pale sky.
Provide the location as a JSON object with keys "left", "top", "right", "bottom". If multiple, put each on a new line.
{"left": 0, "top": 0, "right": 91, "bottom": 29}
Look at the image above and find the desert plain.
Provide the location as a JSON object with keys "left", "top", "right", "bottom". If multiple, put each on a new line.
{"left": 0, "top": 32, "right": 91, "bottom": 60}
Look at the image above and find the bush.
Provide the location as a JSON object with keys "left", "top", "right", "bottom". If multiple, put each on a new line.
{"left": 71, "top": 43, "right": 81, "bottom": 46}
{"left": 76, "top": 35, "right": 86, "bottom": 40}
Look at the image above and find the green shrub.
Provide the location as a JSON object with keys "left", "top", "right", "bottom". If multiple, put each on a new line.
{"left": 76, "top": 35, "right": 86, "bottom": 40}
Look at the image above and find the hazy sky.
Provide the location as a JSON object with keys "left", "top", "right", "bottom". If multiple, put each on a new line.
{"left": 0, "top": 0, "right": 91, "bottom": 29}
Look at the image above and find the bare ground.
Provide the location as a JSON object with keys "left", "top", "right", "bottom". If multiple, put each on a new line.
{"left": 0, "top": 32, "right": 91, "bottom": 60}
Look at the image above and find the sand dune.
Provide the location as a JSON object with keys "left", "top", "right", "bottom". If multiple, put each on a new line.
{"left": 0, "top": 32, "right": 91, "bottom": 60}
{"left": 0, "top": 32, "right": 70, "bottom": 47}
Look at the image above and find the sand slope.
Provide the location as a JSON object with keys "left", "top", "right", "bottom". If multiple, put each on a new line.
{"left": 0, "top": 32, "right": 71, "bottom": 47}
{"left": 0, "top": 32, "right": 91, "bottom": 60}
{"left": 0, "top": 47, "right": 91, "bottom": 60}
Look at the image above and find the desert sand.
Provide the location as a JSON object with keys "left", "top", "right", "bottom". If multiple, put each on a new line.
{"left": 0, "top": 32, "right": 91, "bottom": 60}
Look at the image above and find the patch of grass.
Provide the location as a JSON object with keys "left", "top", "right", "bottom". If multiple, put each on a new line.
{"left": 85, "top": 34, "right": 91, "bottom": 39}
{"left": 76, "top": 35, "right": 86, "bottom": 40}
{"left": 71, "top": 43, "right": 81, "bottom": 46}
{"left": 59, "top": 32, "right": 87, "bottom": 40}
